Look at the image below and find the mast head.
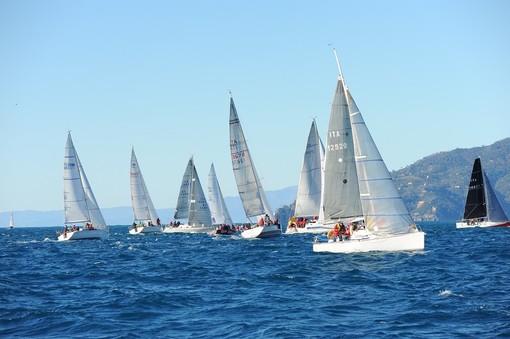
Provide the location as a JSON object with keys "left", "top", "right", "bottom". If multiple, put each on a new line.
{"left": 332, "top": 48, "right": 344, "bottom": 79}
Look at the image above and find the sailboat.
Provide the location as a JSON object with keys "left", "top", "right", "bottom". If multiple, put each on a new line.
{"left": 163, "top": 156, "right": 213, "bottom": 233}
{"left": 8, "top": 213, "right": 14, "bottom": 230}
{"left": 58, "top": 132, "right": 108, "bottom": 241}
{"left": 286, "top": 119, "right": 327, "bottom": 234}
{"left": 313, "top": 50, "right": 425, "bottom": 253}
{"left": 129, "top": 148, "right": 162, "bottom": 234}
{"left": 208, "top": 163, "right": 236, "bottom": 235}
{"left": 229, "top": 93, "right": 282, "bottom": 239}
{"left": 456, "top": 157, "right": 510, "bottom": 228}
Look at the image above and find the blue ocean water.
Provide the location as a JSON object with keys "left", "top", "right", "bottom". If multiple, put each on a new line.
{"left": 1, "top": 222, "right": 509, "bottom": 338}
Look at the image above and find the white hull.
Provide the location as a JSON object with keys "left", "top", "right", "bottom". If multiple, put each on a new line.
{"left": 241, "top": 225, "right": 282, "bottom": 239}
{"left": 285, "top": 222, "right": 333, "bottom": 234}
{"left": 163, "top": 225, "right": 213, "bottom": 233}
{"left": 129, "top": 226, "right": 162, "bottom": 235}
{"left": 456, "top": 220, "right": 510, "bottom": 229}
{"left": 58, "top": 229, "right": 107, "bottom": 241}
{"left": 313, "top": 231, "right": 425, "bottom": 253}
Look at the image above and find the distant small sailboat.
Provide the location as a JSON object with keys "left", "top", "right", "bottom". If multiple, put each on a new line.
{"left": 286, "top": 119, "right": 327, "bottom": 234}
{"left": 208, "top": 163, "right": 236, "bottom": 235}
{"left": 8, "top": 213, "right": 14, "bottom": 230}
{"left": 313, "top": 50, "right": 424, "bottom": 253}
{"left": 129, "top": 148, "right": 162, "bottom": 235}
{"left": 58, "top": 132, "right": 108, "bottom": 241}
{"left": 229, "top": 93, "right": 281, "bottom": 239}
{"left": 164, "top": 156, "right": 213, "bottom": 233}
{"left": 456, "top": 157, "right": 510, "bottom": 228}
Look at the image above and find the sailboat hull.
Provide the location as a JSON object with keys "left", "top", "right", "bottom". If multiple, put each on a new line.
{"left": 456, "top": 220, "right": 510, "bottom": 229}
{"left": 58, "top": 229, "right": 107, "bottom": 241}
{"left": 163, "top": 225, "right": 213, "bottom": 233}
{"left": 285, "top": 222, "right": 333, "bottom": 234}
{"left": 241, "top": 225, "right": 281, "bottom": 239}
{"left": 129, "top": 226, "right": 162, "bottom": 235}
{"left": 313, "top": 231, "right": 425, "bottom": 253}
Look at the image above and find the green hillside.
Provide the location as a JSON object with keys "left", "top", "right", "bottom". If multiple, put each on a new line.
{"left": 392, "top": 138, "right": 510, "bottom": 221}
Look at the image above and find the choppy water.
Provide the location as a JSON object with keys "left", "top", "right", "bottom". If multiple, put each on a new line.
{"left": 1, "top": 222, "right": 509, "bottom": 338}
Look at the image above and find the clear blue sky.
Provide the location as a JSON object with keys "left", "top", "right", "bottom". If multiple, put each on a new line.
{"left": 1, "top": 0, "right": 509, "bottom": 213}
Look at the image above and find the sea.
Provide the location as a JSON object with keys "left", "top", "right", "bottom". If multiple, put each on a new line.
{"left": 1, "top": 222, "right": 509, "bottom": 338}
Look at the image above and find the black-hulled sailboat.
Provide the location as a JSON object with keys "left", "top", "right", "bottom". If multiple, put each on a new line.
{"left": 456, "top": 157, "right": 510, "bottom": 228}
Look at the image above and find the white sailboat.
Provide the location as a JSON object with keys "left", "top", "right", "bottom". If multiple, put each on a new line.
{"left": 163, "top": 156, "right": 213, "bottom": 233}
{"left": 8, "top": 213, "right": 14, "bottom": 230}
{"left": 58, "top": 132, "right": 108, "bottom": 241}
{"left": 208, "top": 163, "right": 236, "bottom": 235}
{"left": 129, "top": 147, "right": 162, "bottom": 235}
{"left": 313, "top": 50, "right": 425, "bottom": 253}
{"left": 456, "top": 157, "right": 510, "bottom": 228}
{"left": 286, "top": 119, "right": 327, "bottom": 234}
{"left": 229, "top": 93, "right": 281, "bottom": 239}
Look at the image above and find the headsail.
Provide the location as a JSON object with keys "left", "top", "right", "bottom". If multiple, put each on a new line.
{"left": 484, "top": 170, "right": 508, "bottom": 222}
{"left": 295, "top": 119, "right": 324, "bottom": 218}
{"left": 187, "top": 160, "right": 212, "bottom": 226}
{"left": 130, "top": 148, "right": 159, "bottom": 225}
{"left": 208, "top": 163, "right": 234, "bottom": 225}
{"left": 229, "top": 95, "right": 274, "bottom": 220}
{"left": 348, "top": 88, "right": 414, "bottom": 235}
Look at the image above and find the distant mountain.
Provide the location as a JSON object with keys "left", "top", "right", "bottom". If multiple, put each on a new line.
{"left": 0, "top": 186, "right": 298, "bottom": 227}
{"left": 3, "top": 139, "right": 509, "bottom": 226}
{"left": 392, "top": 138, "right": 510, "bottom": 221}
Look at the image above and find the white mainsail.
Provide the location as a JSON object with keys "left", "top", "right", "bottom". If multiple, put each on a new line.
{"left": 319, "top": 70, "right": 363, "bottom": 224}
{"left": 229, "top": 94, "right": 274, "bottom": 222}
{"left": 174, "top": 157, "right": 212, "bottom": 226}
{"left": 8, "top": 213, "right": 14, "bottom": 229}
{"left": 294, "top": 119, "right": 324, "bottom": 218}
{"left": 456, "top": 157, "right": 509, "bottom": 228}
{"left": 130, "top": 148, "right": 159, "bottom": 225}
{"left": 63, "top": 132, "right": 107, "bottom": 230}
{"left": 208, "top": 163, "right": 234, "bottom": 225}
